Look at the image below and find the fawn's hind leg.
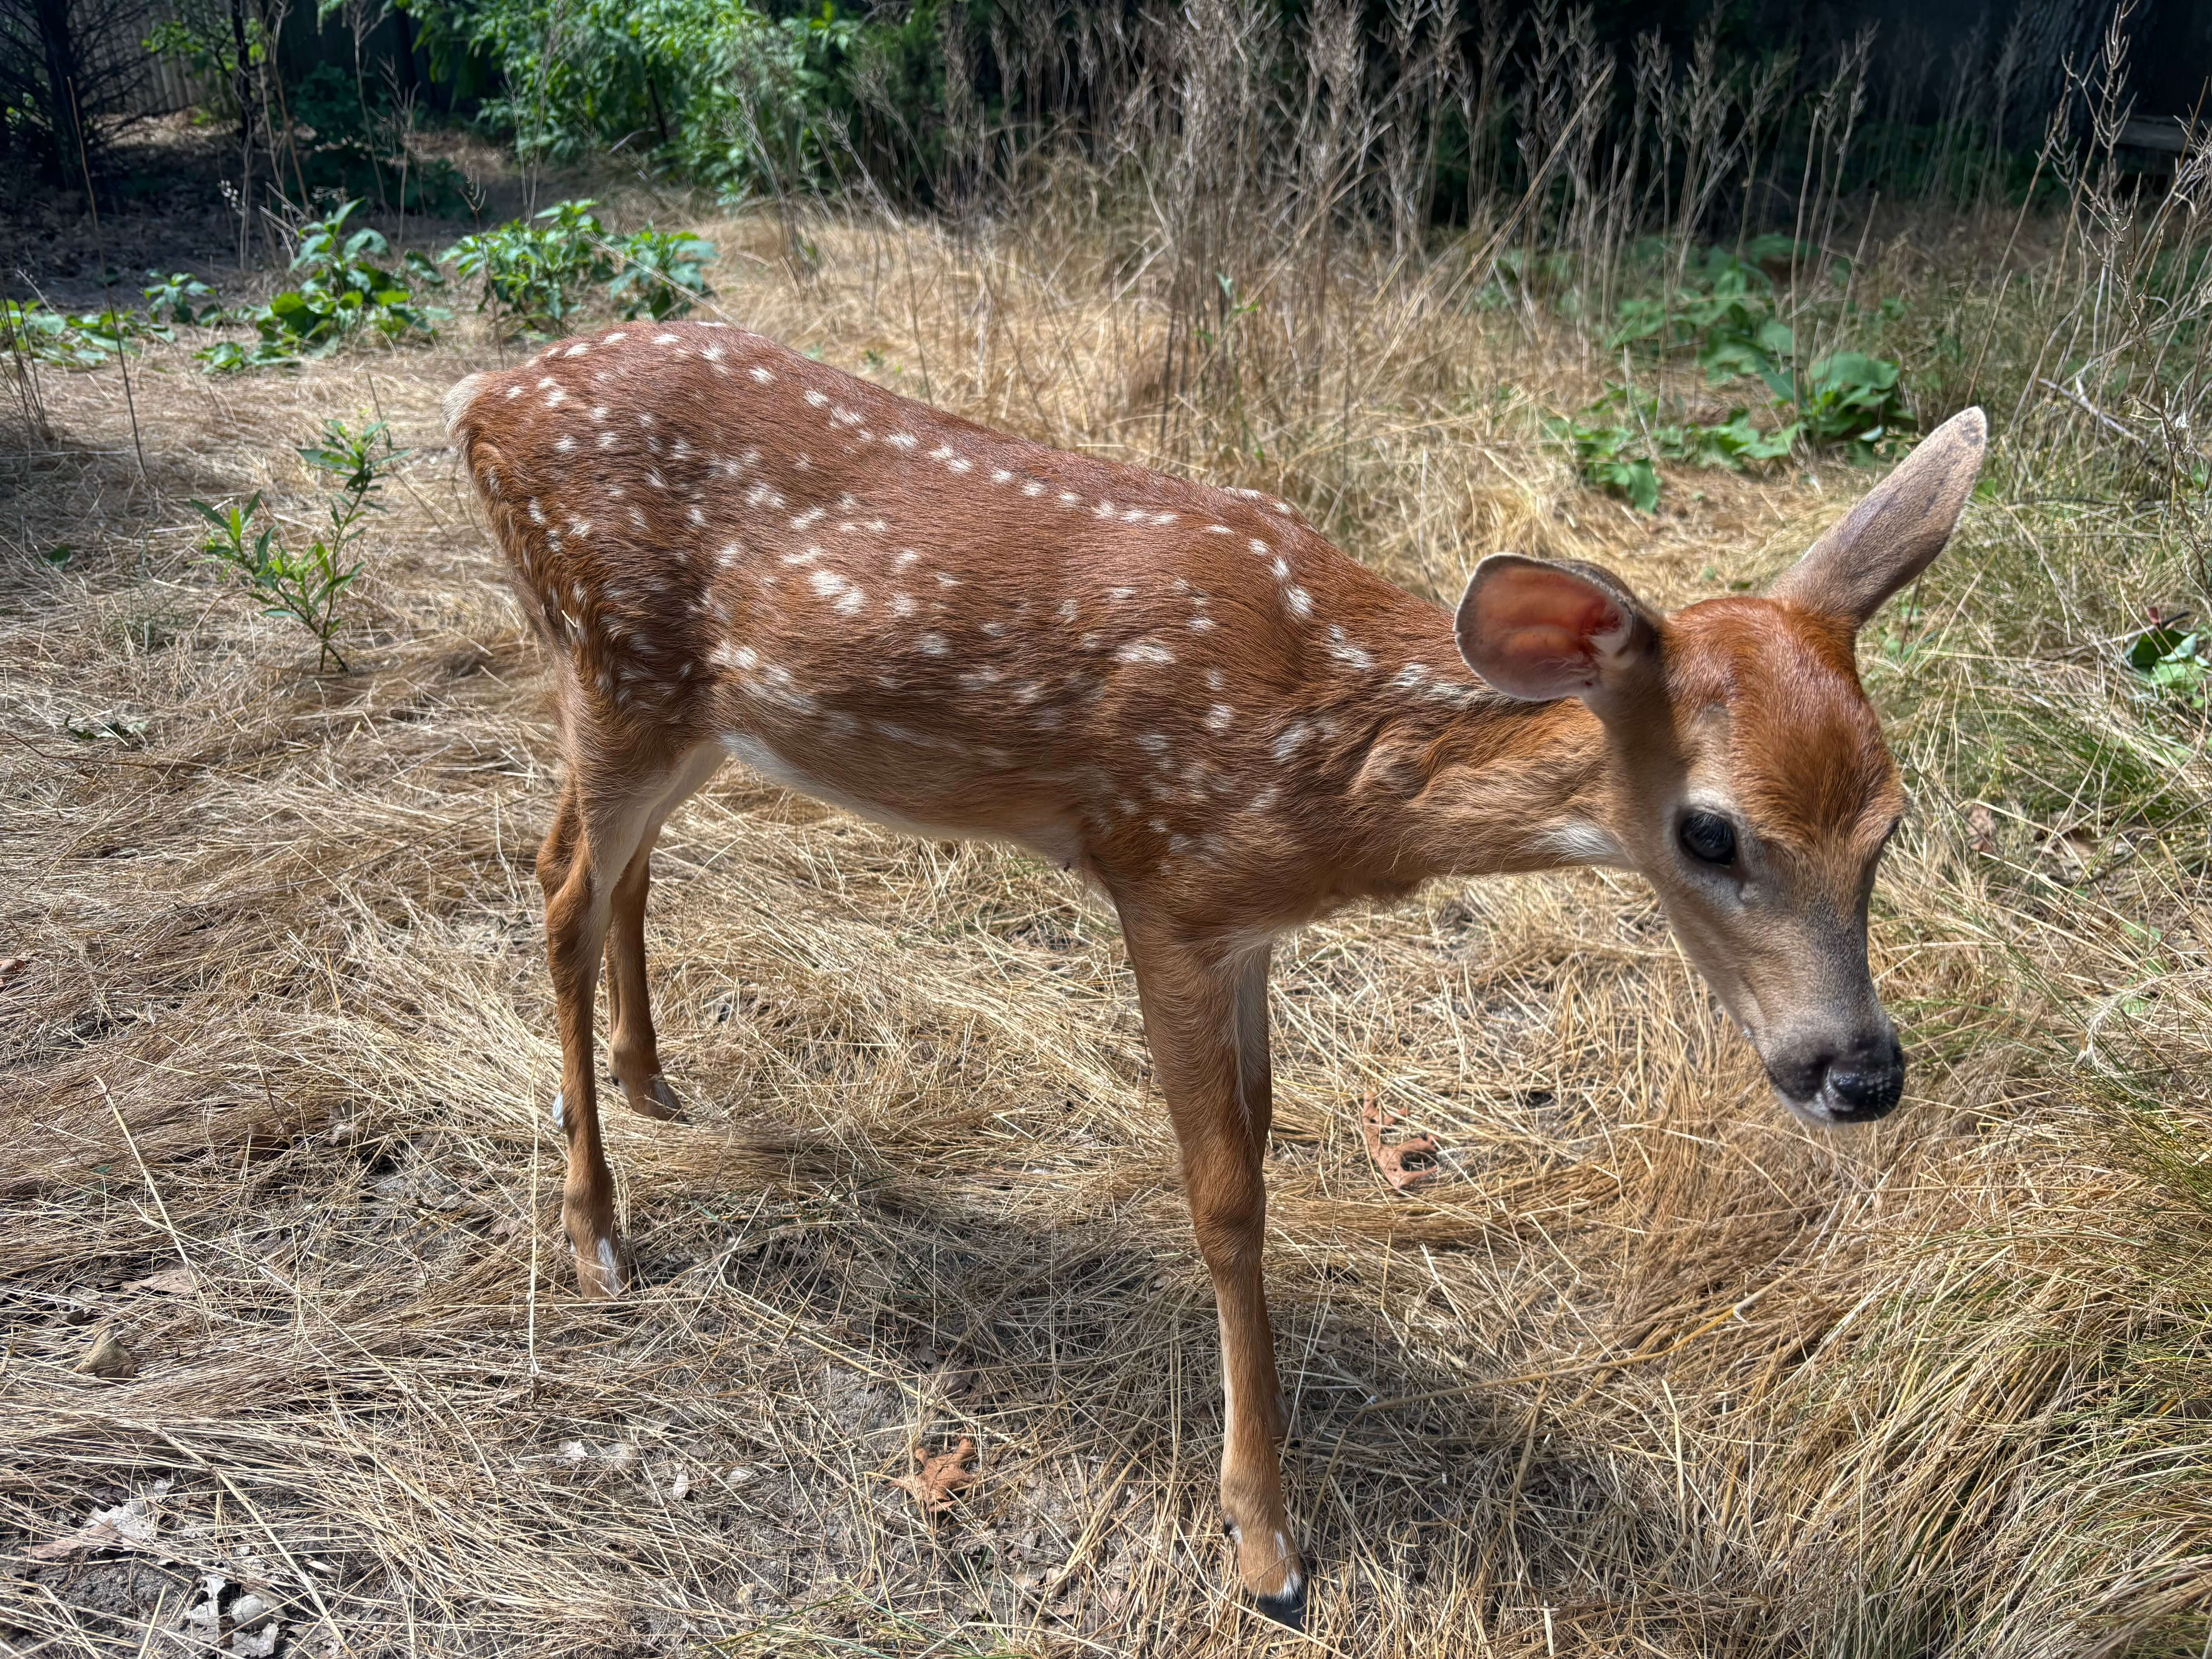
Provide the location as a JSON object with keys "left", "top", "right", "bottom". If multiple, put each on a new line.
{"left": 535, "top": 740, "right": 719, "bottom": 1298}
{"left": 604, "top": 750, "right": 723, "bottom": 1121}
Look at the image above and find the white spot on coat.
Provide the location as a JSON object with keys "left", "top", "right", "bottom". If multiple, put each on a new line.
{"left": 1115, "top": 640, "right": 1175, "bottom": 665}
{"left": 1327, "top": 626, "right": 1374, "bottom": 670}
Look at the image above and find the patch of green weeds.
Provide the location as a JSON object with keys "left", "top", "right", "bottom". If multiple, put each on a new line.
{"left": 1547, "top": 385, "right": 1796, "bottom": 513}
{"left": 1799, "top": 350, "right": 1910, "bottom": 457}
{"left": 1567, "top": 241, "right": 1913, "bottom": 507}
{"left": 2, "top": 299, "right": 169, "bottom": 366}
{"left": 1608, "top": 241, "right": 1805, "bottom": 399}
{"left": 2125, "top": 615, "right": 2212, "bottom": 710}
{"left": 198, "top": 202, "right": 443, "bottom": 373}
{"left": 441, "top": 199, "right": 717, "bottom": 337}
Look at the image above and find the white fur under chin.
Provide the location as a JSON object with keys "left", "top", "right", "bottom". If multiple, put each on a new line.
{"left": 1540, "top": 822, "right": 1626, "bottom": 866}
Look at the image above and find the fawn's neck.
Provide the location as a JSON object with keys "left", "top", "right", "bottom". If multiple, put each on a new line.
{"left": 1298, "top": 598, "right": 1618, "bottom": 899}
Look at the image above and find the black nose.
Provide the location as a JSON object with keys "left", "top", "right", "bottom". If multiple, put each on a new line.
{"left": 1826, "top": 1044, "right": 1905, "bottom": 1118}
{"left": 1770, "top": 1031, "right": 1906, "bottom": 1121}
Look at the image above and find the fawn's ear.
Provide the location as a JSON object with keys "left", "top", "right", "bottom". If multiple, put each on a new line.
{"left": 1455, "top": 554, "right": 1662, "bottom": 709}
{"left": 1769, "top": 405, "right": 1987, "bottom": 627}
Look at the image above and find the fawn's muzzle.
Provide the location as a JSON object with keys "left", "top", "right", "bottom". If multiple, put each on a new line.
{"left": 1766, "top": 1025, "right": 1906, "bottom": 1124}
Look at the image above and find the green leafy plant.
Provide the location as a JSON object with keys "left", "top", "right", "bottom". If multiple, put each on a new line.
{"left": 2, "top": 300, "right": 167, "bottom": 366}
{"left": 441, "top": 202, "right": 719, "bottom": 333}
{"left": 191, "top": 418, "right": 408, "bottom": 670}
{"left": 402, "top": 0, "right": 912, "bottom": 197}
{"left": 606, "top": 228, "right": 718, "bottom": 320}
{"left": 442, "top": 199, "right": 613, "bottom": 335}
{"left": 1554, "top": 415, "right": 1663, "bottom": 513}
{"left": 1610, "top": 244, "right": 1803, "bottom": 399}
{"left": 199, "top": 203, "right": 442, "bottom": 372}
{"left": 1799, "top": 352, "right": 1910, "bottom": 458}
{"left": 2125, "top": 617, "right": 2211, "bottom": 709}
{"left": 142, "top": 272, "right": 222, "bottom": 328}
{"left": 1604, "top": 241, "right": 1910, "bottom": 467}
{"left": 1548, "top": 386, "right": 1797, "bottom": 513}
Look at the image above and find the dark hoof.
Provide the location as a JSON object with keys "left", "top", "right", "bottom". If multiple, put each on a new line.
{"left": 1254, "top": 1580, "right": 1307, "bottom": 1631}
{"left": 618, "top": 1074, "right": 688, "bottom": 1123}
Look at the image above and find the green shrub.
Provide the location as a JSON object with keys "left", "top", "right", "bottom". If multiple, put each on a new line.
{"left": 441, "top": 199, "right": 612, "bottom": 335}
{"left": 440, "top": 201, "right": 716, "bottom": 335}
{"left": 651, "top": 0, "right": 862, "bottom": 198}
{"left": 199, "top": 202, "right": 442, "bottom": 372}
{"left": 398, "top": 0, "right": 937, "bottom": 199}
{"left": 289, "top": 63, "right": 469, "bottom": 215}
{"left": 606, "top": 228, "right": 717, "bottom": 320}
{"left": 192, "top": 418, "right": 407, "bottom": 671}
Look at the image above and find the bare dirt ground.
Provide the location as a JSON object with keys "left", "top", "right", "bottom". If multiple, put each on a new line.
{"left": 3, "top": 188, "right": 2209, "bottom": 1657}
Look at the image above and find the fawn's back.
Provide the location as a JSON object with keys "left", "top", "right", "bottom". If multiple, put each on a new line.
{"left": 447, "top": 321, "right": 1503, "bottom": 907}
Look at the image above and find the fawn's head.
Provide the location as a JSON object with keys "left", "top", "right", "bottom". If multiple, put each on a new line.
{"left": 1455, "top": 408, "right": 1987, "bottom": 1125}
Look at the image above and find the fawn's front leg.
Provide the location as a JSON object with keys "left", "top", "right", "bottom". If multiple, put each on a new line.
{"left": 1120, "top": 913, "right": 1304, "bottom": 1625}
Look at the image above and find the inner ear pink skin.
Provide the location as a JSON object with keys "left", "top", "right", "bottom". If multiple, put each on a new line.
{"left": 1458, "top": 561, "right": 1631, "bottom": 699}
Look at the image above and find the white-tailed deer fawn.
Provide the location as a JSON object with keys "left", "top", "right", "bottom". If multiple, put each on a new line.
{"left": 447, "top": 324, "right": 1984, "bottom": 1625}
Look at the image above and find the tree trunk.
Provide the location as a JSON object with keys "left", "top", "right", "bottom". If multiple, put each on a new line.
{"left": 30, "top": 0, "right": 84, "bottom": 187}
{"left": 2011, "top": 0, "right": 2111, "bottom": 137}
{"left": 229, "top": 0, "right": 254, "bottom": 150}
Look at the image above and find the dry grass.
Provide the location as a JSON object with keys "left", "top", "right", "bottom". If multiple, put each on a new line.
{"left": 3, "top": 193, "right": 2209, "bottom": 1658}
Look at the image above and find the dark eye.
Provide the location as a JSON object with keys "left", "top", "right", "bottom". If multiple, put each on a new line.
{"left": 1679, "top": 811, "right": 1738, "bottom": 866}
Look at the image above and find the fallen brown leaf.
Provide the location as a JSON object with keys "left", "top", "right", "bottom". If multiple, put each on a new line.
{"left": 26, "top": 1484, "right": 168, "bottom": 1559}
{"left": 77, "top": 1325, "right": 137, "bottom": 1379}
{"left": 122, "top": 1266, "right": 197, "bottom": 1295}
{"left": 892, "top": 1436, "right": 977, "bottom": 1518}
{"left": 1361, "top": 1091, "right": 1440, "bottom": 1191}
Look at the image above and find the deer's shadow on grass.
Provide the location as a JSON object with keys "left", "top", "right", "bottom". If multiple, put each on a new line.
{"left": 621, "top": 1123, "right": 1705, "bottom": 1619}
